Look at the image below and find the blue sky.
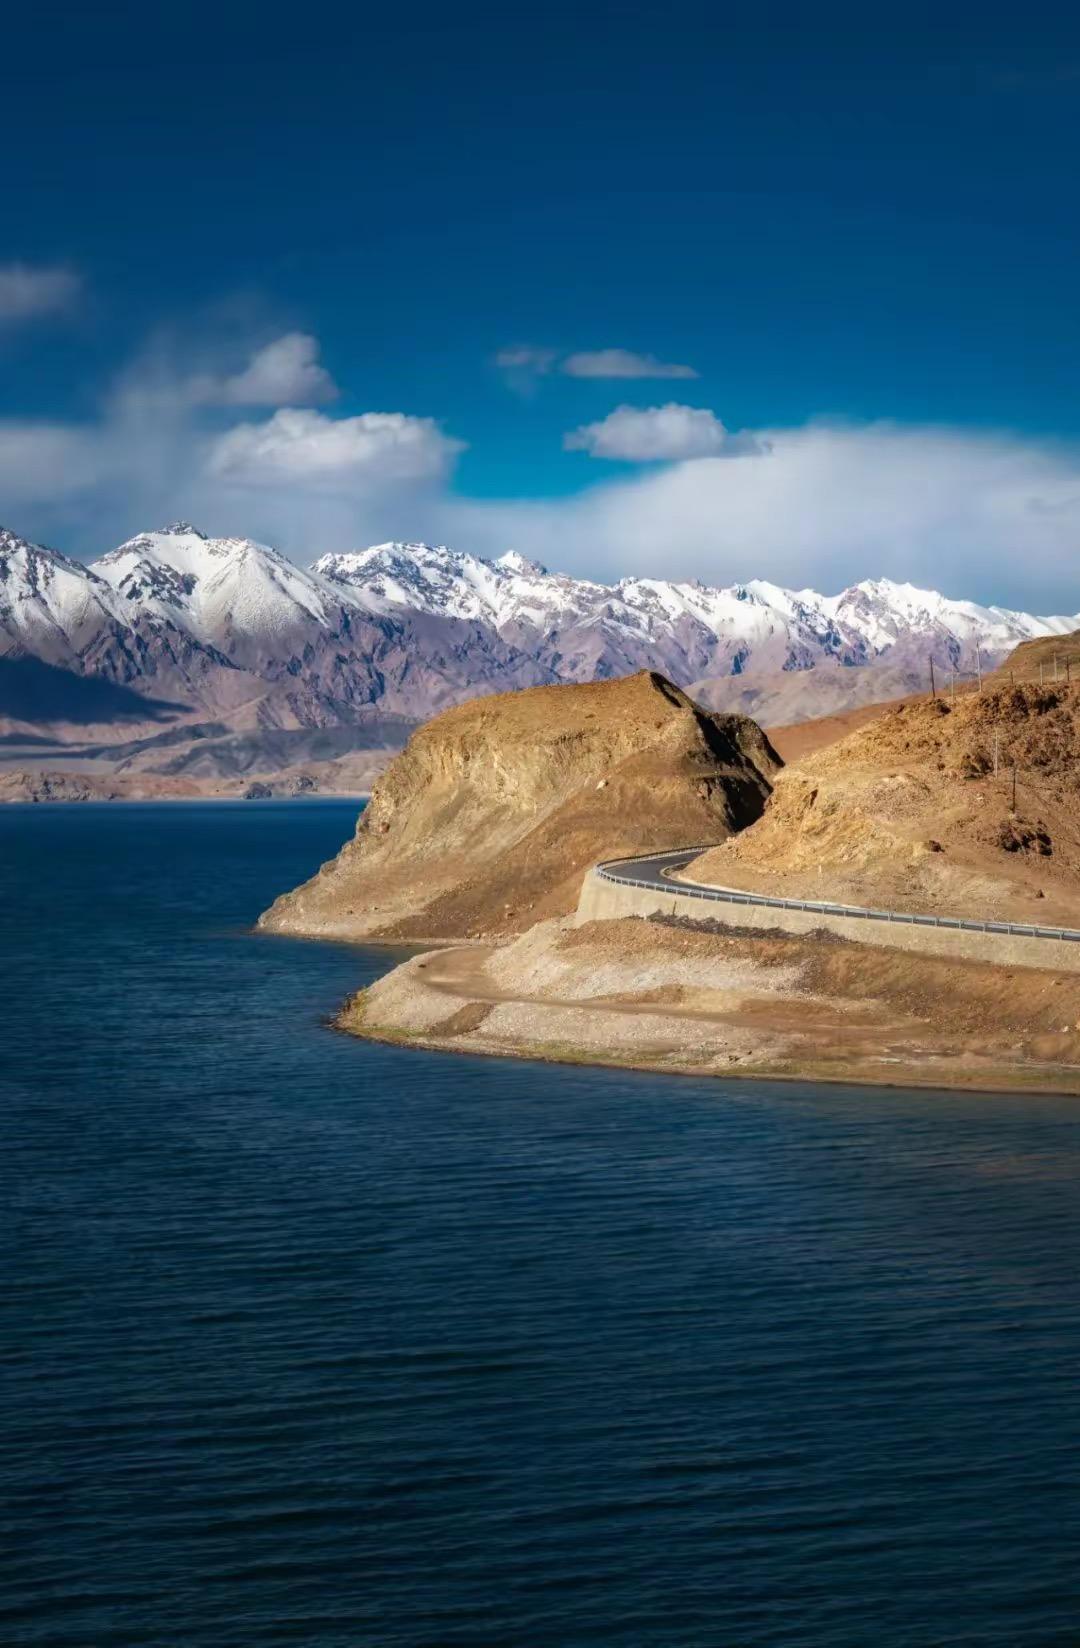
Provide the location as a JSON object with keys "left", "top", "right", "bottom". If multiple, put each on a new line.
{"left": 4, "top": 1, "right": 1080, "bottom": 606}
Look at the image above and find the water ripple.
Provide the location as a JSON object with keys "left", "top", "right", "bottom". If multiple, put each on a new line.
{"left": 4, "top": 803, "right": 1080, "bottom": 1646}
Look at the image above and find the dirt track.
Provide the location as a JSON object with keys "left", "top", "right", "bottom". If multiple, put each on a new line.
{"left": 341, "top": 915, "right": 1080, "bottom": 1095}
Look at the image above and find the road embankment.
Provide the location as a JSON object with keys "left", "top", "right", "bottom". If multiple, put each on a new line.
{"left": 577, "top": 865, "right": 1080, "bottom": 975}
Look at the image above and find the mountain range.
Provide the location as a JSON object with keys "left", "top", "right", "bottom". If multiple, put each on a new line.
{"left": 2, "top": 520, "right": 1077, "bottom": 785}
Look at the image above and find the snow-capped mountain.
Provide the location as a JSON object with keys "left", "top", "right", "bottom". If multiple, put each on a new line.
{"left": 314, "top": 543, "right": 564, "bottom": 628}
{"left": 314, "top": 539, "right": 1078, "bottom": 682}
{"left": 0, "top": 525, "right": 129, "bottom": 669}
{"left": 0, "top": 525, "right": 552, "bottom": 729}
{"left": 3, "top": 524, "right": 1078, "bottom": 739}
{"left": 95, "top": 524, "right": 349, "bottom": 660}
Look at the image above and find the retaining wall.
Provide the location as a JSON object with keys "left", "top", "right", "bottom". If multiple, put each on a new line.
{"left": 576, "top": 868, "right": 1080, "bottom": 974}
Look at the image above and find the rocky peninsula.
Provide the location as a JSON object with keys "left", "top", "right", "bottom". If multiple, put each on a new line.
{"left": 263, "top": 666, "right": 1080, "bottom": 1095}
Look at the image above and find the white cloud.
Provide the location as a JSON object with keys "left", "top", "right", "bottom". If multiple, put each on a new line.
{"left": 0, "top": 264, "right": 81, "bottom": 325}
{"left": 208, "top": 408, "right": 465, "bottom": 489}
{"left": 188, "top": 333, "right": 338, "bottom": 407}
{"left": 7, "top": 334, "right": 1080, "bottom": 617}
{"left": 443, "top": 420, "right": 1080, "bottom": 610}
{"left": 560, "top": 349, "right": 698, "bottom": 380}
{"left": 565, "top": 403, "right": 740, "bottom": 461}
{"left": 494, "top": 345, "right": 558, "bottom": 375}
{"left": 0, "top": 385, "right": 467, "bottom": 553}
{"left": 496, "top": 345, "right": 699, "bottom": 386}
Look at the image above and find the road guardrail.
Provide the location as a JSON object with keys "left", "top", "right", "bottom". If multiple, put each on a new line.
{"left": 595, "top": 851, "right": 1080, "bottom": 945}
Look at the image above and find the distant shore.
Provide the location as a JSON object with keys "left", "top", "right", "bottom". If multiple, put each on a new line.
{"left": 0, "top": 792, "right": 370, "bottom": 805}
{"left": 0, "top": 775, "right": 371, "bottom": 805}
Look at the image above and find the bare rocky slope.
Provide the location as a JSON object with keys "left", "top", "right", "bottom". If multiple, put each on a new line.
{"left": 684, "top": 660, "right": 1080, "bottom": 926}
{"left": 259, "top": 671, "right": 781, "bottom": 942}
{"left": 995, "top": 627, "right": 1080, "bottom": 685}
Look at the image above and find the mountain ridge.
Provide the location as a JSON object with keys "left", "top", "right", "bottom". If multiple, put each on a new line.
{"left": 2, "top": 522, "right": 1077, "bottom": 767}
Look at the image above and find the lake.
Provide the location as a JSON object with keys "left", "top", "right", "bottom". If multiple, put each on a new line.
{"left": 4, "top": 801, "right": 1080, "bottom": 1646}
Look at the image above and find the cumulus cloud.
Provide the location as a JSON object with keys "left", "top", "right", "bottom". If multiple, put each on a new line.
{"left": 0, "top": 264, "right": 81, "bottom": 325}
{"left": 0, "top": 331, "right": 467, "bottom": 550}
{"left": 208, "top": 408, "right": 465, "bottom": 489}
{"left": 187, "top": 333, "right": 339, "bottom": 407}
{"left": 565, "top": 403, "right": 748, "bottom": 461}
{"left": 560, "top": 349, "right": 698, "bottom": 380}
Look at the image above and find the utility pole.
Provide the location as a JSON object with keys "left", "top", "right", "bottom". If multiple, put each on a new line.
{"left": 930, "top": 656, "right": 936, "bottom": 699}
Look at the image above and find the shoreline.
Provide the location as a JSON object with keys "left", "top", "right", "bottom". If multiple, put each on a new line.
{"left": 332, "top": 917, "right": 1080, "bottom": 1099}
{"left": 344, "top": 1016, "right": 1080, "bottom": 1098}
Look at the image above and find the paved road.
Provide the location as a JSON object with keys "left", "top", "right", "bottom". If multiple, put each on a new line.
{"left": 595, "top": 847, "right": 1080, "bottom": 945}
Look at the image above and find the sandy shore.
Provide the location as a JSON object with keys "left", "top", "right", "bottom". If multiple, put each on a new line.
{"left": 340, "top": 914, "right": 1080, "bottom": 1095}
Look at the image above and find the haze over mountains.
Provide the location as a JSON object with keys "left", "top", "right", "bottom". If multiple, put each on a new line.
{"left": 2, "top": 519, "right": 1078, "bottom": 787}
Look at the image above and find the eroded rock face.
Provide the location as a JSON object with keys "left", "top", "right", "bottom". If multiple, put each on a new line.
{"left": 259, "top": 671, "right": 781, "bottom": 942}
{"left": 997, "top": 818, "right": 1052, "bottom": 856}
{"left": 0, "top": 770, "right": 107, "bottom": 803}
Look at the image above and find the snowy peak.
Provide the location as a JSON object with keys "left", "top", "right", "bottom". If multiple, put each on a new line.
{"left": 0, "top": 525, "right": 127, "bottom": 659}
{"left": 93, "top": 527, "right": 346, "bottom": 645}
{"left": 2, "top": 523, "right": 100, "bottom": 586}
{"left": 157, "top": 520, "right": 208, "bottom": 539}
{"left": 312, "top": 540, "right": 577, "bottom": 629}
{"left": 496, "top": 549, "right": 548, "bottom": 577}
{"left": 98, "top": 525, "right": 275, "bottom": 584}
{"left": 825, "top": 577, "right": 1080, "bottom": 659}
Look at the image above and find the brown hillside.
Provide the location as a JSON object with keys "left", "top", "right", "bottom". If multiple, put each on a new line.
{"left": 684, "top": 679, "right": 1080, "bottom": 926}
{"left": 260, "top": 671, "right": 780, "bottom": 942}
{"left": 764, "top": 692, "right": 924, "bottom": 765}
{"left": 997, "top": 629, "right": 1080, "bottom": 685}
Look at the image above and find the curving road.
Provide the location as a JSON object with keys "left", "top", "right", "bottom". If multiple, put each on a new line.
{"left": 595, "top": 847, "right": 1080, "bottom": 946}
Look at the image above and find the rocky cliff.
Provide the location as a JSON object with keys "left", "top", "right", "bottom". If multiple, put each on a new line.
{"left": 259, "top": 671, "right": 781, "bottom": 942}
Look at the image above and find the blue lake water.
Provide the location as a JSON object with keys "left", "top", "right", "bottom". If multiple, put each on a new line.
{"left": 4, "top": 800, "right": 1080, "bottom": 1646}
